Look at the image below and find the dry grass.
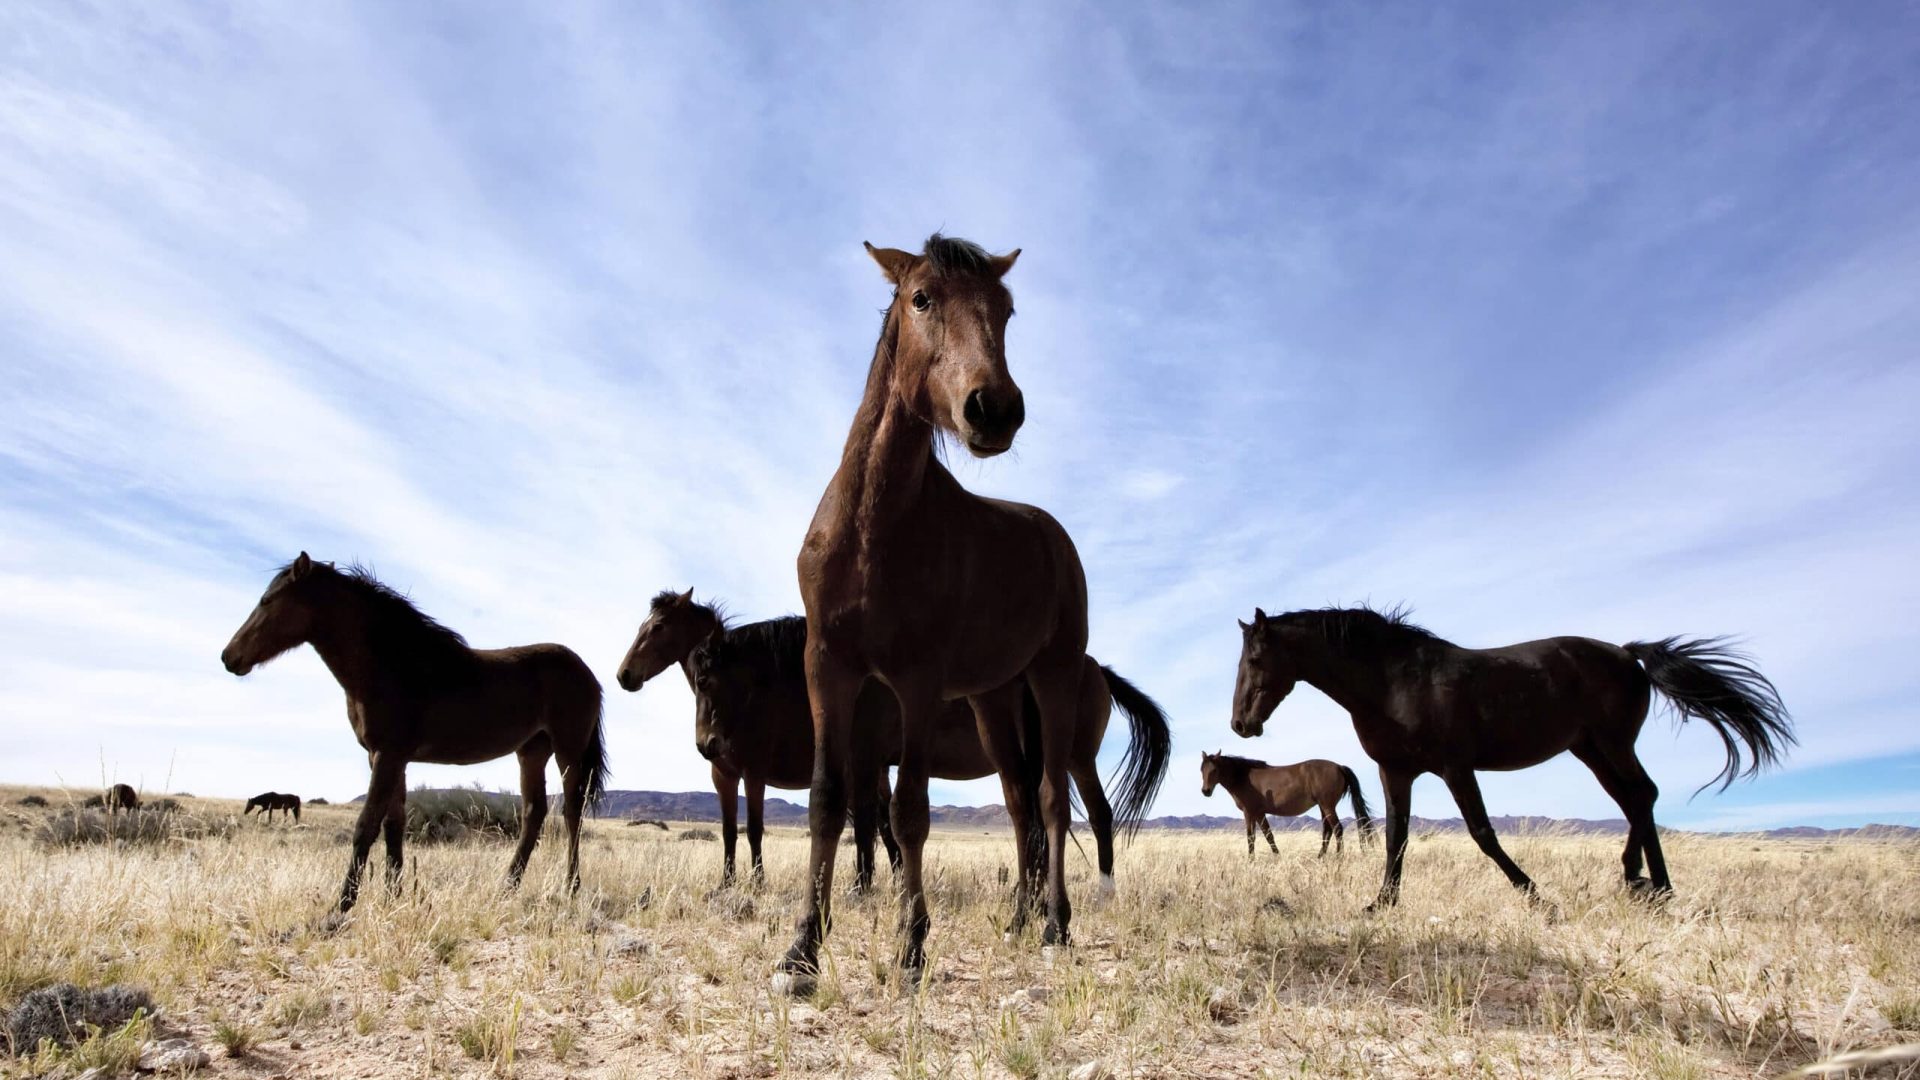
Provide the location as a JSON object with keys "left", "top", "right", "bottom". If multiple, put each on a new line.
{"left": 1, "top": 784, "right": 1915, "bottom": 1078}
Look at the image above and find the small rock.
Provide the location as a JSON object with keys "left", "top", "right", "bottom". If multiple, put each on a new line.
{"left": 288, "top": 1038, "right": 303, "bottom": 1049}
{"left": 137, "top": 1038, "right": 211, "bottom": 1072}
{"left": 1069, "top": 1061, "right": 1112, "bottom": 1080}
{"left": 607, "top": 933, "right": 651, "bottom": 957}
{"left": 999, "top": 986, "right": 1050, "bottom": 1011}
{"left": 1206, "top": 985, "right": 1241, "bottom": 1024}
{"left": 1259, "top": 896, "right": 1293, "bottom": 915}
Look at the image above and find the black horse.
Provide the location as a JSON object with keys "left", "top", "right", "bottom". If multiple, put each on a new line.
{"left": 1231, "top": 606, "right": 1793, "bottom": 907}
{"left": 245, "top": 792, "right": 302, "bottom": 822}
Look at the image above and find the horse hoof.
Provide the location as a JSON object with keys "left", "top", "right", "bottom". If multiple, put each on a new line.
{"left": 1094, "top": 875, "right": 1116, "bottom": 904}
{"left": 770, "top": 970, "right": 816, "bottom": 998}
{"left": 1041, "top": 923, "right": 1070, "bottom": 948}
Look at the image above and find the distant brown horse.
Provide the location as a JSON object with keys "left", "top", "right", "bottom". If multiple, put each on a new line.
{"left": 106, "top": 783, "right": 138, "bottom": 816}
{"left": 245, "top": 792, "right": 302, "bottom": 823}
{"left": 1231, "top": 605, "right": 1793, "bottom": 908}
{"left": 1199, "top": 753, "right": 1374, "bottom": 856}
{"left": 221, "top": 554, "right": 607, "bottom": 912}
{"left": 780, "top": 235, "right": 1099, "bottom": 992}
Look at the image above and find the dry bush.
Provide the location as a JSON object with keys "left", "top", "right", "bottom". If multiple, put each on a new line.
{"left": 404, "top": 787, "right": 522, "bottom": 843}
{"left": 2, "top": 982, "right": 153, "bottom": 1057}
{"left": 33, "top": 806, "right": 233, "bottom": 849}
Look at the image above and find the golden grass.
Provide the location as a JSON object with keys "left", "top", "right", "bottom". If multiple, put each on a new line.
{"left": 1, "top": 784, "right": 1916, "bottom": 1078}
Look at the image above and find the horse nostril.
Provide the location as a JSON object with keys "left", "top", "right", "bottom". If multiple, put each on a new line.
{"left": 964, "top": 388, "right": 986, "bottom": 427}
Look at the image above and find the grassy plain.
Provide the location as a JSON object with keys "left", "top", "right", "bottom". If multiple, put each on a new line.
{"left": 2, "top": 785, "right": 1915, "bottom": 1078}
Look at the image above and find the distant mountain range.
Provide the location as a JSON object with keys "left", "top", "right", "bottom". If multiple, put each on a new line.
{"left": 579, "top": 789, "right": 1918, "bottom": 840}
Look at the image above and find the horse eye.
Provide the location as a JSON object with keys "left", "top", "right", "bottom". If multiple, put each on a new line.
{"left": 911, "top": 290, "right": 930, "bottom": 312}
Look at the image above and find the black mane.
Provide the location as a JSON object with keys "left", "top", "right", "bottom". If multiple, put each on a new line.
{"left": 1278, "top": 603, "right": 1443, "bottom": 660}
{"left": 1206, "top": 753, "right": 1269, "bottom": 781}
{"left": 921, "top": 233, "right": 996, "bottom": 276}
{"left": 715, "top": 614, "right": 809, "bottom": 684}
{"left": 309, "top": 562, "right": 473, "bottom": 674}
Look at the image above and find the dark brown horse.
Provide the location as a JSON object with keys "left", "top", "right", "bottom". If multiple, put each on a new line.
{"left": 244, "top": 792, "right": 302, "bottom": 822}
{"left": 221, "top": 554, "right": 607, "bottom": 912}
{"left": 615, "top": 592, "right": 1171, "bottom": 897}
{"left": 1230, "top": 605, "right": 1793, "bottom": 908}
{"left": 1199, "top": 753, "right": 1374, "bottom": 856}
{"left": 781, "top": 235, "right": 1098, "bottom": 992}
{"left": 106, "top": 783, "right": 138, "bottom": 816}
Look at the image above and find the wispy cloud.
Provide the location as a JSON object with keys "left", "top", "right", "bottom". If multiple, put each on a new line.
{"left": 1, "top": 1, "right": 1915, "bottom": 829}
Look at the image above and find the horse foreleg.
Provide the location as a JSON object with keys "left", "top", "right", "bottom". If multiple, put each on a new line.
{"left": 341, "top": 753, "right": 406, "bottom": 913}
{"left": 1370, "top": 767, "right": 1415, "bottom": 911}
{"left": 381, "top": 790, "right": 405, "bottom": 896}
{"left": 1028, "top": 664, "right": 1079, "bottom": 948}
{"left": 714, "top": 764, "right": 739, "bottom": 888}
{"left": 886, "top": 676, "right": 944, "bottom": 981}
{"left": 745, "top": 777, "right": 767, "bottom": 885}
{"left": 971, "top": 683, "right": 1039, "bottom": 932}
{"left": 1441, "top": 769, "right": 1538, "bottom": 899}
{"left": 1245, "top": 814, "right": 1257, "bottom": 857}
{"left": 508, "top": 743, "right": 551, "bottom": 886}
{"left": 775, "top": 652, "right": 860, "bottom": 995}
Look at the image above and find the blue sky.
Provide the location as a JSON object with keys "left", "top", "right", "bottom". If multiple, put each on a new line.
{"left": 2, "top": 2, "right": 1916, "bottom": 830}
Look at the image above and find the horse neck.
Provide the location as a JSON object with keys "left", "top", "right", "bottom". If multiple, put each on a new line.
{"left": 1219, "top": 770, "right": 1263, "bottom": 811}
{"left": 304, "top": 591, "right": 385, "bottom": 700}
{"left": 826, "top": 313, "right": 941, "bottom": 545}
{"left": 1292, "top": 628, "right": 1413, "bottom": 718}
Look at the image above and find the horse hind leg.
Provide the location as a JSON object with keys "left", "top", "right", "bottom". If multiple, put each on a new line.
{"left": 382, "top": 791, "right": 406, "bottom": 896}
{"left": 508, "top": 741, "right": 552, "bottom": 887}
{"left": 1261, "top": 817, "right": 1281, "bottom": 855}
{"left": 1576, "top": 740, "right": 1670, "bottom": 896}
{"left": 1070, "top": 763, "right": 1116, "bottom": 900}
{"left": 556, "top": 751, "right": 590, "bottom": 894}
{"left": 1317, "top": 809, "right": 1334, "bottom": 857}
{"left": 1440, "top": 769, "right": 1542, "bottom": 903}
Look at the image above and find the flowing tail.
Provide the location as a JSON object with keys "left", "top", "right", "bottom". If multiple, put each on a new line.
{"left": 1624, "top": 637, "right": 1794, "bottom": 795}
{"left": 580, "top": 685, "right": 611, "bottom": 813}
{"left": 1101, "top": 666, "right": 1173, "bottom": 840}
{"left": 1337, "top": 764, "right": 1375, "bottom": 842}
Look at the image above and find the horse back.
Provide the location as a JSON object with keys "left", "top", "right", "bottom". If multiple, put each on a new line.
{"left": 1435, "top": 636, "right": 1650, "bottom": 768}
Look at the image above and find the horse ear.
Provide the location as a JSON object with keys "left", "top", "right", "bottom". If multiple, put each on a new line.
{"left": 292, "top": 551, "right": 313, "bottom": 578}
{"left": 989, "top": 248, "right": 1021, "bottom": 277}
{"left": 680, "top": 587, "right": 695, "bottom": 604}
{"left": 1237, "top": 619, "right": 1250, "bottom": 633}
{"left": 864, "top": 242, "right": 916, "bottom": 284}
{"left": 1253, "top": 607, "right": 1268, "bottom": 626}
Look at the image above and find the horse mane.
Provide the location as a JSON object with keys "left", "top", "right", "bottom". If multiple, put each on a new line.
{"left": 1278, "top": 603, "right": 1444, "bottom": 660}
{"left": 312, "top": 562, "right": 473, "bottom": 674}
{"left": 921, "top": 233, "right": 995, "bottom": 276}
{"left": 1206, "top": 754, "right": 1268, "bottom": 781}
{"left": 716, "top": 615, "right": 809, "bottom": 683}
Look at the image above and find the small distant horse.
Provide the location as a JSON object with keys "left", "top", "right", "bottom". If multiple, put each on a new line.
{"left": 222, "top": 553, "right": 607, "bottom": 913}
{"left": 1231, "top": 605, "right": 1793, "bottom": 907}
{"left": 784, "top": 236, "right": 1097, "bottom": 991}
{"left": 106, "top": 784, "right": 138, "bottom": 816}
{"left": 245, "top": 792, "right": 302, "bottom": 823}
{"left": 1200, "top": 753, "right": 1374, "bottom": 856}
{"left": 616, "top": 590, "right": 1171, "bottom": 896}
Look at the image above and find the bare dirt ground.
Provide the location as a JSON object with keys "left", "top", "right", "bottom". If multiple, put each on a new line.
{"left": 3, "top": 785, "right": 1916, "bottom": 1078}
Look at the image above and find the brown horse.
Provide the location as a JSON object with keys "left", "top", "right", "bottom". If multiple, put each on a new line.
{"left": 106, "top": 783, "right": 138, "bottom": 816}
{"left": 1231, "top": 605, "right": 1793, "bottom": 908}
{"left": 780, "top": 235, "right": 1098, "bottom": 992}
{"left": 615, "top": 592, "right": 1170, "bottom": 897}
{"left": 221, "top": 554, "right": 607, "bottom": 912}
{"left": 244, "top": 792, "right": 302, "bottom": 823}
{"left": 1199, "top": 753, "right": 1374, "bottom": 857}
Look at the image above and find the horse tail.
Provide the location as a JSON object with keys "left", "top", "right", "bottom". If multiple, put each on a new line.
{"left": 1624, "top": 637, "right": 1794, "bottom": 795}
{"left": 1101, "top": 666, "right": 1173, "bottom": 841}
{"left": 581, "top": 685, "right": 610, "bottom": 812}
{"left": 1338, "top": 765, "right": 1375, "bottom": 842}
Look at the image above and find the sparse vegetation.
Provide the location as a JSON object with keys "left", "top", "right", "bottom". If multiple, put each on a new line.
{"left": 0, "top": 785, "right": 1914, "bottom": 1077}
{"left": 12, "top": 796, "right": 46, "bottom": 809}
{"left": 33, "top": 806, "right": 233, "bottom": 849}
{"left": 404, "top": 786, "right": 523, "bottom": 843}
